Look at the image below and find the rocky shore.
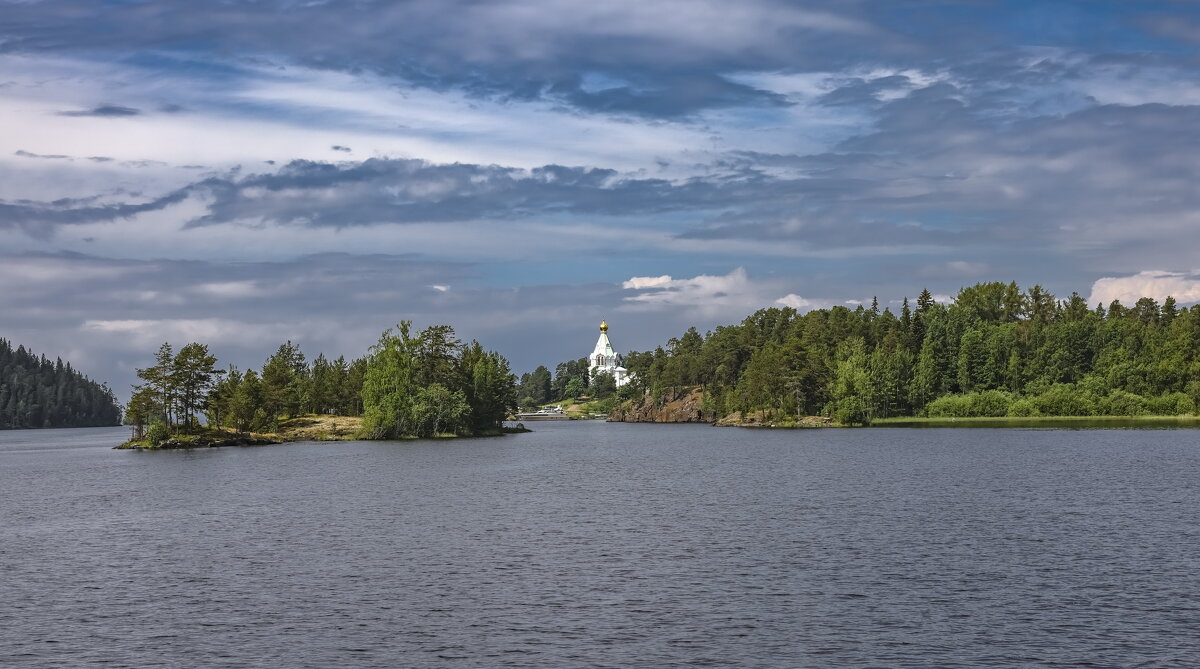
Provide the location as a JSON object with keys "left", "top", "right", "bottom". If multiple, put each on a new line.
{"left": 116, "top": 430, "right": 281, "bottom": 449}
{"left": 607, "top": 387, "right": 715, "bottom": 424}
{"left": 608, "top": 387, "right": 836, "bottom": 428}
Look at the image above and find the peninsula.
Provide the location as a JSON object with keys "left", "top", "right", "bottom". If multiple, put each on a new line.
{"left": 604, "top": 281, "right": 1200, "bottom": 427}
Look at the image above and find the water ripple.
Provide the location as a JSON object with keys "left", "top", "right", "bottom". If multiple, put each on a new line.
{"left": 1, "top": 423, "right": 1198, "bottom": 667}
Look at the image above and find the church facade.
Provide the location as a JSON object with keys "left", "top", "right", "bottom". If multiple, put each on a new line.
{"left": 589, "top": 321, "right": 631, "bottom": 388}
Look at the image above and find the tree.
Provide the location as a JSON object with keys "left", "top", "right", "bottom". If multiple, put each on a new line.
{"left": 262, "top": 341, "right": 307, "bottom": 420}
{"left": 124, "top": 387, "right": 159, "bottom": 439}
{"left": 461, "top": 341, "right": 516, "bottom": 433}
{"left": 172, "top": 343, "right": 222, "bottom": 430}
{"left": 831, "top": 337, "right": 873, "bottom": 425}
{"left": 522, "top": 365, "right": 552, "bottom": 404}
{"left": 361, "top": 323, "right": 418, "bottom": 439}
{"left": 136, "top": 342, "right": 176, "bottom": 427}
{"left": 591, "top": 372, "right": 617, "bottom": 399}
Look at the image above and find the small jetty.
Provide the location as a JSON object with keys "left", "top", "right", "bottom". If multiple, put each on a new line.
{"left": 516, "top": 405, "right": 571, "bottom": 421}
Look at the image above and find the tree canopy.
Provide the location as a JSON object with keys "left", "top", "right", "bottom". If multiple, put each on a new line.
{"left": 126, "top": 322, "right": 516, "bottom": 441}
{"left": 618, "top": 282, "right": 1200, "bottom": 424}
{"left": 0, "top": 338, "right": 121, "bottom": 429}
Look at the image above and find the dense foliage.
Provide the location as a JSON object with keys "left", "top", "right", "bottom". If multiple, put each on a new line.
{"left": 516, "top": 357, "right": 596, "bottom": 407}
{"left": 128, "top": 323, "right": 516, "bottom": 440}
{"left": 206, "top": 342, "right": 368, "bottom": 433}
{"left": 361, "top": 323, "right": 516, "bottom": 438}
{"left": 619, "top": 282, "right": 1200, "bottom": 424}
{"left": 129, "top": 340, "right": 367, "bottom": 436}
{"left": 0, "top": 338, "right": 121, "bottom": 429}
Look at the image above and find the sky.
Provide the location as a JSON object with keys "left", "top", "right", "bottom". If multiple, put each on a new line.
{"left": 2, "top": 0, "right": 1200, "bottom": 399}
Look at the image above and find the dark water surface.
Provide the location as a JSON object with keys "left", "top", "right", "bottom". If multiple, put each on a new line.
{"left": 2, "top": 423, "right": 1198, "bottom": 668}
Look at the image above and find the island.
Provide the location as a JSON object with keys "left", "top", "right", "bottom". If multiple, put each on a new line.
{"left": 120, "top": 321, "right": 520, "bottom": 448}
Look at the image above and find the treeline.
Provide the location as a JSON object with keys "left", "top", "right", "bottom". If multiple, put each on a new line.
{"left": 0, "top": 338, "right": 122, "bottom": 429}
{"left": 517, "top": 358, "right": 587, "bottom": 406}
{"left": 516, "top": 358, "right": 618, "bottom": 407}
{"left": 127, "top": 322, "right": 516, "bottom": 440}
{"left": 620, "top": 282, "right": 1200, "bottom": 424}
{"left": 127, "top": 341, "right": 367, "bottom": 436}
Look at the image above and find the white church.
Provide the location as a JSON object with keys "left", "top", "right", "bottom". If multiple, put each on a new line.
{"left": 589, "top": 321, "right": 631, "bottom": 388}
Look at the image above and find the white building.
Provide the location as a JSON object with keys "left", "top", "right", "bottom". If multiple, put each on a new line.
{"left": 589, "top": 321, "right": 631, "bottom": 388}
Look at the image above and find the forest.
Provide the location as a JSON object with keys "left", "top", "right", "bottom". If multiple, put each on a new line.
{"left": 0, "top": 338, "right": 122, "bottom": 429}
{"left": 126, "top": 322, "right": 516, "bottom": 441}
{"left": 616, "top": 282, "right": 1200, "bottom": 425}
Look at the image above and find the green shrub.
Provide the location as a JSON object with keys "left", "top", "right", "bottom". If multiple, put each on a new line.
{"left": 925, "top": 394, "right": 972, "bottom": 418}
{"left": 1007, "top": 398, "right": 1039, "bottom": 417}
{"left": 1099, "top": 390, "right": 1149, "bottom": 416}
{"left": 1031, "top": 384, "right": 1096, "bottom": 416}
{"left": 834, "top": 396, "right": 871, "bottom": 426}
{"left": 969, "top": 390, "right": 1014, "bottom": 417}
{"left": 145, "top": 421, "right": 171, "bottom": 446}
{"left": 925, "top": 390, "right": 1013, "bottom": 418}
{"left": 1146, "top": 392, "right": 1196, "bottom": 415}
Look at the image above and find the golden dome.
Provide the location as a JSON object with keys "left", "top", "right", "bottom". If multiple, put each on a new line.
{"left": 600, "top": 320, "right": 608, "bottom": 332}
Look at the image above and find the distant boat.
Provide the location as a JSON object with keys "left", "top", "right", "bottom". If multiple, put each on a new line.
{"left": 516, "top": 405, "right": 571, "bottom": 421}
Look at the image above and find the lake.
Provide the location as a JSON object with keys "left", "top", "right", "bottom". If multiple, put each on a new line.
{"left": 2, "top": 422, "right": 1198, "bottom": 667}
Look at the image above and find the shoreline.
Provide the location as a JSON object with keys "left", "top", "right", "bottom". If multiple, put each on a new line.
{"left": 116, "top": 414, "right": 531, "bottom": 449}
{"left": 870, "top": 415, "right": 1200, "bottom": 428}
{"left": 607, "top": 413, "right": 1200, "bottom": 429}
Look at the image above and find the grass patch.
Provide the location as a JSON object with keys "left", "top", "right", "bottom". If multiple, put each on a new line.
{"left": 276, "top": 414, "right": 364, "bottom": 441}
{"left": 872, "top": 414, "right": 1200, "bottom": 428}
{"left": 539, "top": 396, "right": 616, "bottom": 418}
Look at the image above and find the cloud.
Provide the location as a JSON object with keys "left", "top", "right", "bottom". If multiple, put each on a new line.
{"left": 0, "top": 251, "right": 479, "bottom": 394}
{"left": 621, "top": 267, "right": 815, "bottom": 317}
{"left": 2, "top": 157, "right": 741, "bottom": 234}
{"left": 1088, "top": 270, "right": 1200, "bottom": 307}
{"left": 57, "top": 104, "right": 141, "bottom": 117}
{"left": 3, "top": 0, "right": 1200, "bottom": 394}
{"left": 15, "top": 149, "right": 71, "bottom": 160}
{"left": 622, "top": 275, "right": 673, "bottom": 290}
{"left": 918, "top": 260, "right": 988, "bottom": 279}
{"left": 622, "top": 267, "right": 756, "bottom": 306}
{"left": 0, "top": 0, "right": 898, "bottom": 118}
{"left": 775, "top": 294, "right": 822, "bottom": 310}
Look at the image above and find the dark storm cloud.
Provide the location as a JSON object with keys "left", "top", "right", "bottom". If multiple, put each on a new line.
{"left": 553, "top": 71, "right": 790, "bottom": 117}
{"left": 0, "top": 190, "right": 192, "bottom": 237}
{"left": 0, "top": 0, "right": 1015, "bottom": 118}
{"left": 0, "top": 158, "right": 730, "bottom": 233}
{"left": 7, "top": 89, "right": 1200, "bottom": 264}
{"left": 687, "top": 94, "right": 1200, "bottom": 261}
{"left": 57, "top": 104, "right": 141, "bottom": 117}
{"left": 15, "top": 150, "right": 70, "bottom": 160}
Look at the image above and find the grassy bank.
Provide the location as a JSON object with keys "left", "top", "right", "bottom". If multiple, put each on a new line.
{"left": 871, "top": 415, "right": 1200, "bottom": 428}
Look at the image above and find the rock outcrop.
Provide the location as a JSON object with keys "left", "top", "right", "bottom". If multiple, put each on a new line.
{"left": 608, "top": 387, "right": 716, "bottom": 424}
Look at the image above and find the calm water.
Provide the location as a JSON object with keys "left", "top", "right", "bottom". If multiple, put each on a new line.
{"left": 2, "top": 423, "right": 1198, "bottom": 668}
